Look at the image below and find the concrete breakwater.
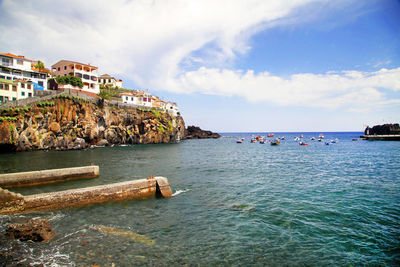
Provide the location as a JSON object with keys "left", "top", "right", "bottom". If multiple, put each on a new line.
{"left": 0, "top": 176, "right": 172, "bottom": 215}
{"left": 0, "top": 166, "right": 99, "bottom": 188}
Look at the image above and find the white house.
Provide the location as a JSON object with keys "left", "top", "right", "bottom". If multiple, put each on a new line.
{"left": 99, "top": 74, "right": 123, "bottom": 88}
{"left": 0, "top": 78, "right": 34, "bottom": 105}
{"left": 0, "top": 53, "right": 48, "bottom": 90}
{"left": 166, "top": 102, "right": 179, "bottom": 116}
{"left": 51, "top": 60, "right": 100, "bottom": 94}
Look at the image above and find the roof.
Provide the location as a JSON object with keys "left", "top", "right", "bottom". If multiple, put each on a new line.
{"left": 100, "top": 74, "right": 113, "bottom": 78}
{"left": 0, "top": 53, "right": 33, "bottom": 62}
{"left": 31, "top": 66, "right": 54, "bottom": 74}
{"left": 51, "top": 60, "right": 98, "bottom": 69}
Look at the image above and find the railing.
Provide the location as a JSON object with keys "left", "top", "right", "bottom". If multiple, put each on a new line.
{"left": 107, "top": 100, "right": 164, "bottom": 111}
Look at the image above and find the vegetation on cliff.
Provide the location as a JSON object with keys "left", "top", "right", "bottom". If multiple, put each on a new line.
{"left": 0, "top": 96, "right": 185, "bottom": 152}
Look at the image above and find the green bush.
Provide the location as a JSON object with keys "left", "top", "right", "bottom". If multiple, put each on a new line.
{"left": 0, "top": 116, "right": 18, "bottom": 122}
{"left": 55, "top": 76, "right": 83, "bottom": 88}
{"left": 37, "top": 101, "right": 55, "bottom": 107}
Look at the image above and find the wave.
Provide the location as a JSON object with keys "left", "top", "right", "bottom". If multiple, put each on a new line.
{"left": 172, "top": 189, "right": 190, "bottom": 196}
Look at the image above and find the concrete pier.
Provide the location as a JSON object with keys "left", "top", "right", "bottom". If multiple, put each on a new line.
{"left": 360, "top": 135, "right": 400, "bottom": 141}
{"left": 0, "top": 177, "right": 172, "bottom": 215}
{"left": 0, "top": 166, "right": 100, "bottom": 188}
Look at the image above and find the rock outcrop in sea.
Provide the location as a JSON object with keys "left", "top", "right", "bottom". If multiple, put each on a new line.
{"left": 184, "top": 125, "right": 220, "bottom": 139}
{"left": 364, "top": 123, "right": 400, "bottom": 135}
{"left": 0, "top": 96, "right": 185, "bottom": 152}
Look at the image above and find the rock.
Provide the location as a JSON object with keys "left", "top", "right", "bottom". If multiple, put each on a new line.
{"left": 6, "top": 219, "right": 56, "bottom": 242}
{"left": 184, "top": 125, "right": 220, "bottom": 139}
{"left": 49, "top": 122, "right": 60, "bottom": 133}
{"left": 365, "top": 123, "right": 400, "bottom": 135}
{"left": 96, "top": 139, "right": 109, "bottom": 146}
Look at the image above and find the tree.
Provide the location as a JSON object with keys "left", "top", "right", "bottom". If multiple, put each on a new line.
{"left": 34, "top": 60, "right": 45, "bottom": 70}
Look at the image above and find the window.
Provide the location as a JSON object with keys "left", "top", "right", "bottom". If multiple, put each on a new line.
{"left": 143, "top": 97, "right": 147, "bottom": 102}
{"left": 12, "top": 97, "right": 16, "bottom": 101}
{"left": 83, "top": 74, "right": 89, "bottom": 80}
{"left": 6, "top": 76, "right": 11, "bottom": 80}
{"left": 108, "top": 79, "right": 111, "bottom": 83}
{"left": 64, "top": 66, "right": 67, "bottom": 70}
{"left": 0, "top": 75, "right": 4, "bottom": 79}
{"left": 1, "top": 58, "right": 11, "bottom": 66}
{"left": 126, "top": 96, "right": 128, "bottom": 101}
{"left": 0, "top": 96, "right": 2, "bottom": 104}
{"left": 0, "top": 84, "right": 3, "bottom": 89}
{"left": 131, "top": 97, "right": 133, "bottom": 101}
{"left": 17, "top": 59, "right": 23, "bottom": 65}
{"left": 21, "top": 83, "right": 25, "bottom": 88}
{"left": 38, "top": 81, "right": 43, "bottom": 86}
{"left": 71, "top": 66, "right": 74, "bottom": 69}
{"left": 40, "top": 74, "right": 46, "bottom": 79}
{"left": 27, "top": 84, "right": 31, "bottom": 89}
{"left": 58, "top": 67, "right": 60, "bottom": 71}
{"left": 21, "top": 91, "right": 25, "bottom": 96}
{"left": 75, "top": 73, "right": 82, "bottom": 78}
{"left": 28, "top": 93, "right": 32, "bottom": 97}
{"left": 12, "top": 85, "right": 16, "bottom": 91}
{"left": 5, "top": 96, "right": 8, "bottom": 102}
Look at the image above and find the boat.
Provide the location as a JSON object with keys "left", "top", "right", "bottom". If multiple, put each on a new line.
{"left": 236, "top": 140, "right": 243, "bottom": 143}
{"left": 319, "top": 134, "right": 324, "bottom": 139}
{"left": 294, "top": 137, "right": 300, "bottom": 142}
{"left": 300, "top": 134, "right": 304, "bottom": 138}
{"left": 280, "top": 136, "right": 285, "bottom": 140}
{"left": 299, "top": 142, "right": 308, "bottom": 146}
{"left": 250, "top": 138, "right": 257, "bottom": 143}
{"left": 270, "top": 140, "right": 280, "bottom": 146}
{"left": 325, "top": 142, "right": 330, "bottom": 145}
{"left": 267, "top": 133, "right": 274, "bottom": 137}
{"left": 310, "top": 137, "right": 316, "bottom": 141}
{"left": 352, "top": 138, "right": 358, "bottom": 141}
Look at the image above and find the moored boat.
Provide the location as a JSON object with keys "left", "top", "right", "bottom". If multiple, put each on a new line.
{"left": 299, "top": 141, "right": 308, "bottom": 146}
{"left": 267, "top": 133, "right": 274, "bottom": 137}
{"left": 270, "top": 140, "right": 280, "bottom": 146}
{"left": 352, "top": 138, "right": 358, "bottom": 141}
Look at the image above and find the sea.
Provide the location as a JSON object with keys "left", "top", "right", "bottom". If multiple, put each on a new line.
{"left": 0, "top": 132, "right": 399, "bottom": 266}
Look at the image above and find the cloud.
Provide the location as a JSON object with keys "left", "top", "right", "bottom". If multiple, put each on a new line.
{"left": 1, "top": 0, "right": 399, "bottom": 112}
{"left": 165, "top": 67, "right": 400, "bottom": 110}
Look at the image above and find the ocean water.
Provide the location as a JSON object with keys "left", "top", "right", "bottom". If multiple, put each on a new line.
{"left": 0, "top": 132, "right": 399, "bottom": 266}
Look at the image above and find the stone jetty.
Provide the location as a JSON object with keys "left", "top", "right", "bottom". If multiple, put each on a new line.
{"left": 0, "top": 166, "right": 99, "bottom": 188}
{"left": 0, "top": 176, "right": 172, "bottom": 215}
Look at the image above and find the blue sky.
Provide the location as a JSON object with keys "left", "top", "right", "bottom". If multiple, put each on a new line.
{"left": 1, "top": 0, "right": 399, "bottom": 132}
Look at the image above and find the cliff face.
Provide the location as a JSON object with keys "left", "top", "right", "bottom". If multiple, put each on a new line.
{"left": 0, "top": 98, "right": 185, "bottom": 152}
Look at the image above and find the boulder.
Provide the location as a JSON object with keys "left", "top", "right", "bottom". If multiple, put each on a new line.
{"left": 6, "top": 219, "right": 56, "bottom": 242}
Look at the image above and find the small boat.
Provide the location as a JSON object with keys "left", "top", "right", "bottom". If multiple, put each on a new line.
{"left": 270, "top": 140, "right": 280, "bottom": 146}
{"left": 294, "top": 137, "right": 300, "bottom": 142}
{"left": 299, "top": 142, "right": 308, "bottom": 146}
{"left": 352, "top": 138, "right": 358, "bottom": 141}
{"left": 310, "top": 137, "right": 316, "bottom": 141}
{"left": 250, "top": 139, "right": 257, "bottom": 143}
{"left": 236, "top": 140, "right": 243, "bottom": 143}
{"left": 319, "top": 134, "right": 324, "bottom": 139}
{"left": 325, "top": 142, "right": 330, "bottom": 145}
{"left": 300, "top": 134, "right": 304, "bottom": 138}
{"left": 281, "top": 136, "right": 285, "bottom": 140}
{"left": 318, "top": 138, "right": 322, "bottom": 142}
{"left": 267, "top": 133, "right": 274, "bottom": 137}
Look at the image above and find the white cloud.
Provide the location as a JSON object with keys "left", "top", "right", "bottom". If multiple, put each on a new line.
{"left": 1, "top": 0, "right": 399, "bottom": 112}
{"left": 166, "top": 67, "right": 400, "bottom": 110}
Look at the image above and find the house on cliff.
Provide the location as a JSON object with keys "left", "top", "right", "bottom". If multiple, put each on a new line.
{"left": 0, "top": 78, "right": 34, "bottom": 105}
{"left": 51, "top": 60, "right": 100, "bottom": 94}
{"left": 0, "top": 53, "right": 48, "bottom": 91}
{"left": 99, "top": 74, "right": 123, "bottom": 88}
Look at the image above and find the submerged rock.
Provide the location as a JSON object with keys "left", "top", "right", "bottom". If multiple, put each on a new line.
{"left": 6, "top": 218, "right": 56, "bottom": 242}
{"left": 90, "top": 225, "right": 155, "bottom": 246}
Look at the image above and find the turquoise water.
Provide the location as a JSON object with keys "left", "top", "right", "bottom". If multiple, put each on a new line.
{"left": 0, "top": 132, "right": 399, "bottom": 266}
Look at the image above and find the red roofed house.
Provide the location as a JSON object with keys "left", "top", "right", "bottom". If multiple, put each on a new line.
{"left": 99, "top": 74, "right": 123, "bottom": 88}
{"left": 51, "top": 60, "right": 100, "bottom": 94}
{"left": 0, "top": 53, "right": 48, "bottom": 91}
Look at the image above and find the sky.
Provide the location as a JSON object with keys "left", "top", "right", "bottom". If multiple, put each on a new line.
{"left": 1, "top": 0, "right": 399, "bottom": 132}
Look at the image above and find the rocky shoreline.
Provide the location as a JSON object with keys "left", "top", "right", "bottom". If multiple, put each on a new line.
{"left": 0, "top": 95, "right": 185, "bottom": 152}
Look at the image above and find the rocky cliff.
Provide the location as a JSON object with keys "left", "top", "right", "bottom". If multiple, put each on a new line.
{"left": 0, "top": 96, "right": 185, "bottom": 152}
